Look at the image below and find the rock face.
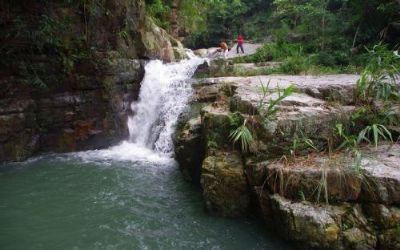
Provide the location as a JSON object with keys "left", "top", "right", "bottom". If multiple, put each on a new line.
{"left": 141, "top": 17, "right": 187, "bottom": 62}
{"left": 0, "top": 58, "right": 145, "bottom": 162}
{"left": 174, "top": 73, "right": 400, "bottom": 249}
{"left": 0, "top": 0, "right": 179, "bottom": 162}
{"left": 201, "top": 150, "right": 250, "bottom": 217}
{"left": 174, "top": 116, "right": 204, "bottom": 183}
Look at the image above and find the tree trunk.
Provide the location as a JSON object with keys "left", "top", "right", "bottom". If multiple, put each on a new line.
{"left": 170, "top": 0, "right": 180, "bottom": 38}
{"left": 352, "top": 23, "right": 361, "bottom": 49}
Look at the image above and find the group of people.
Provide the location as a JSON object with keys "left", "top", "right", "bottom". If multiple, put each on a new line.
{"left": 213, "top": 34, "right": 245, "bottom": 59}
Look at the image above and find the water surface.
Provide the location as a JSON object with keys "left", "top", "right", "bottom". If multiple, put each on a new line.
{"left": 0, "top": 146, "right": 291, "bottom": 250}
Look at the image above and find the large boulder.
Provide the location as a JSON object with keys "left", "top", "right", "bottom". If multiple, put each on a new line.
{"left": 193, "top": 49, "right": 208, "bottom": 58}
{"left": 141, "top": 17, "right": 175, "bottom": 62}
{"left": 201, "top": 105, "right": 232, "bottom": 149}
{"left": 255, "top": 192, "right": 377, "bottom": 249}
{"left": 359, "top": 144, "right": 400, "bottom": 205}
{"left": 201, "top": 150, "right": 250, "bottom": 217}
{"left": 174, "top": 116, "right": 204, "bottom": 184}
{"left": 269, "top": 194, "right": 343, "bottom": 249}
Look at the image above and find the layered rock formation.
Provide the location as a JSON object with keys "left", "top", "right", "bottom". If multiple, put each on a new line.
{"left": 0, "top": 0, "right": 184, "bottom": 162}
{"left": 175, "top": 69, "right": 400, "bottom": 249}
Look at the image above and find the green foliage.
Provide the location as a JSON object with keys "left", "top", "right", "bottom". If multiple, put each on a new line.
{"left": 228, "top": 111, "right": 254, "bottom": 153}
{"left": 229, "top": 119, "right": 254, "bottom": 153}
{"left": 356, "top": 43, "right": 400, "bottom": 103}
{"left": 145, "top": 0, "right": 171, "bottom": 29}
{"left": 258, "top": 82, "right": 295, "bottom": 120}
{"left": 207, "top": 140, "right": 219, "bottom": 150}
{"left": 1, "top": 1, "right": 100, "bottom": 88}
{"left": 183, "top": 0, "right": 273, "bottom": 48}
{"left": 336, "top": 121, "right": 393, "bottom": 151}
{"left": 291, "top": 127, "right": 319, "bottom": 158}
{"left": 148, "top": 0, "right": 399, "bottom": 59}
{"left": 336, "top": 123, "right": 358, "bottom": 150}
{"left": 232, "top": 42, "right": 358, "bottom": 75}
{"left": 278, "top": 56, "right": 307, "bottom": 74}
{"left": 234, "top": 42, "right": 304, "bottom": 63}
{"left": 357, "top": 124, "right": 393, "bottom": 149}
{"left": 228, "top": 111, "right": 244, "bottom": 129}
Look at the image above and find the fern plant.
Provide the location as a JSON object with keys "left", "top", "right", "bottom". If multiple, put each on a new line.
{"left": 229, "top": 119, "right": 254, "bottom": 153}
{"left": 357, "top": 124, "right": 393, "bottom": 148}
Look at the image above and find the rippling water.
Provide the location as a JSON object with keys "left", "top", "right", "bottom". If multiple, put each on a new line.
{"left": 0, "top": 146, "right": 291, "bottom": 250}
{"left": 0, "top": 55, "right": 293, "bottom": 249}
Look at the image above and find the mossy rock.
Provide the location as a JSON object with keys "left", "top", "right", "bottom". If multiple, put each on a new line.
{"left": 201, "top": 150, "right": 250, "bottom": 217}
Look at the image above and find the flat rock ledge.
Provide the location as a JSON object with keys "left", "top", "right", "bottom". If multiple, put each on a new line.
{"left": 174, "top": 74, "right": 400, "bottom": 249}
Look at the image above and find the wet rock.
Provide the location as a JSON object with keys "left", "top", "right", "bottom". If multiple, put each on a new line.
{"left": 193, "top": 81, "right": 221, "bottom": 103}
{"left": 141, "top": 17, "right": 175, "bottom": 62}
{"left": 244, "top": 159, "right": 269, "bottom": 187}
{"left": 342, "top": 227, "right": 376, "bottom": 250}
{"left": 173, "top": 47, "right": 188, "bottom": 61}
{"left": 379, "top": 229, "right": 400, "bottom": 250}
{"left": 201, "top": 150, "right": 250, "bottom": 217}
{"left": 170, "top": 35, "right": 188, "bottom": 61}
{"left": 363, "top": 203, "right": 400, "bottom": 229}
{"left": 201, "top": 105, "right": 232, "bottom": 149}
{"left": 255, "top": 192, "right": 378, "bottom": 249}
{"left": 193, "top": 61, "right": 210, "bottom": 79}
{"left": 174, "top": 116, "right": 204, "bottom": 184}
{"left": 269, "top": 194, "right": 343, "bottom": 249}
{"left": 193, "top": 49, "right": 208, "bottom": 58}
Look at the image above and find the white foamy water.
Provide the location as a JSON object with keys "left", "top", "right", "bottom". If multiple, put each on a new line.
{"left": 127, "top": 54, "right": 204, "bottom": 154}
{"left": 69, "top": 142, "right": 175, "bottom": 165}
{"left": 73, "top": 53, "right": 204, "bottom": 162}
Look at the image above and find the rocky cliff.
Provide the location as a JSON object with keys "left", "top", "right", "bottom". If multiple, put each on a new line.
{"left": 174, "top": 67, "right": 400, "bottom": 249}
{"left": 0, "top": 0, "right": 183, "bottom": 162}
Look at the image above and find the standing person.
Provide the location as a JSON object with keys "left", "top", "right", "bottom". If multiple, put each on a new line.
{"left": 236, "top": 34, "right": 244, "bottom": 54}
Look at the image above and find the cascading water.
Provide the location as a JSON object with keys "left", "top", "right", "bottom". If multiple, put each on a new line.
{"left": 0, "top": 52, "right": 292, "bottom": 250}
{"left": 69, "top": 53, "right": 206, "bottom": 163}
{"left": 127, "top": 53, "right": 205, "bottom": 154}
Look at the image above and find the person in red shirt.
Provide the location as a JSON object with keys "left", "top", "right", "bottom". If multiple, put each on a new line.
{"left": 236, "top": 34, "right": 244, "bottom": 54}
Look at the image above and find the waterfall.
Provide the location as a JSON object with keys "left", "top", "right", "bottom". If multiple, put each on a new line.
{"left": 73, "top": 53, "right": 204, "bottom": 163}
{"left": 127, "top": 53, "right": 204, "bottom": 155}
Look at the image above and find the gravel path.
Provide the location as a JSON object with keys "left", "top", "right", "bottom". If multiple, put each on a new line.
{"left": 196, "top": 43, "right": 263, "bottom": 59}
{"left": 226, "top": 43, "right": 263, "bottom": 58}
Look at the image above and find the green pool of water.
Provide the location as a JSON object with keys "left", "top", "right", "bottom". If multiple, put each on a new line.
{"left": 0, "top": 149, "right": 292, "bottom": 250}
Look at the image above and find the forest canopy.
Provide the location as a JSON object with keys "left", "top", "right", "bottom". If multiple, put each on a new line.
{"left": 145, "top": 0, "right": 400, "bottom": 51}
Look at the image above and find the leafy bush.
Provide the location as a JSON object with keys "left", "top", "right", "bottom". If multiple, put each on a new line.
{"left": 145, "top": 0, "right": 170, "bottom": 29}
{"left": 356, "top": 43, "right": 400, "bottom": 103}
{"left": 278, "top": 56, "right": 307, "bottom": 74}
{"left": 309, "top": 52, "right": 337, "bottom": 67}
{"left": 234, "top": 42, "right": 304, "bottom": 64}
